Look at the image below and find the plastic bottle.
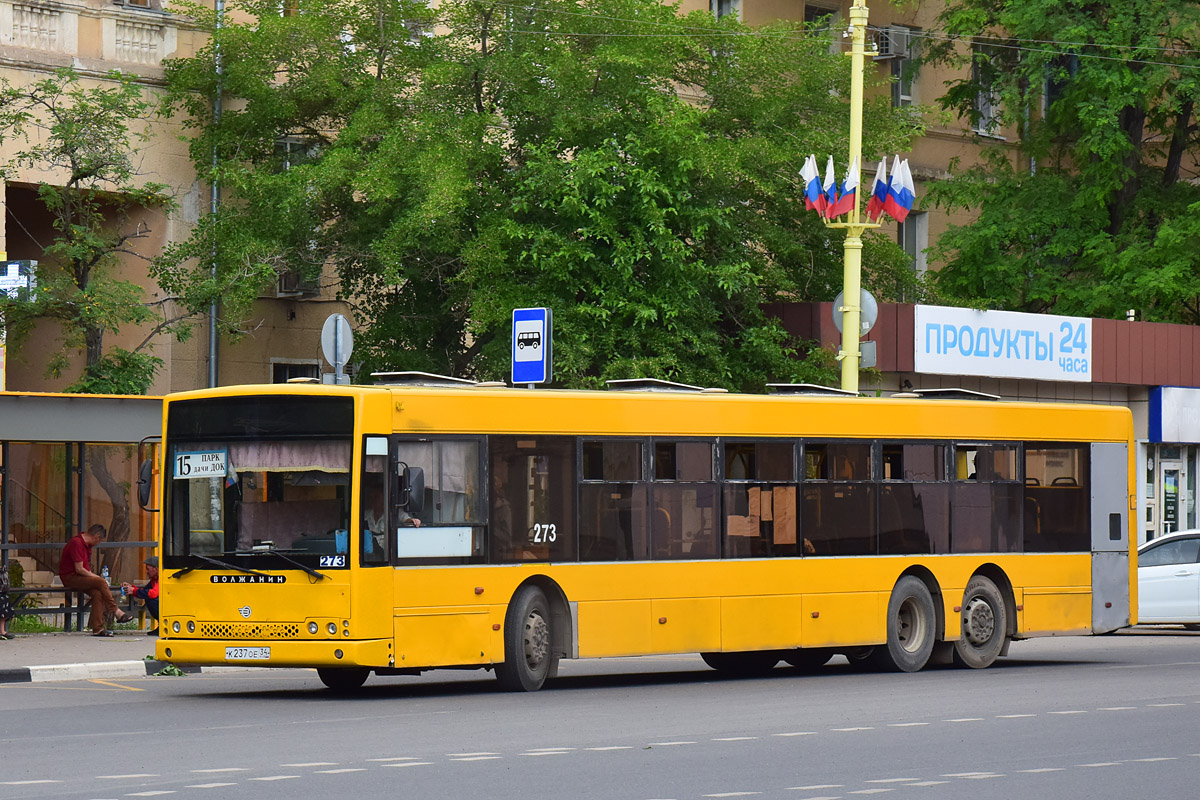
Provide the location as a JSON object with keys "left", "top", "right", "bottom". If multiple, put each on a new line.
{"left": 101, "top": 565, "right": 110, "bottom": 582}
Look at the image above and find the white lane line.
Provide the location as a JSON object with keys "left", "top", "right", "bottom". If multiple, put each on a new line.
{"left": 1132, "top": 758, "right": 1177, "bottom": 762}
{"left": 887, "top": 723, "right": 928, "bottom": 728}
{"left": 960, "top": 774, "right": 1004, "bottom": 780}
{"left": 1020, "top": 768, "right": 1065, "bottom": 773}
{"left": 942, "top": 772, "right": 995, "bottom": 778}
{"left": 786, "top": 785, "right": 843, "bottom": 790}
{"left": 997, "top": 714, "right": 1036, "bottom": 718}
{"left": 648, "top": 741, "right": 697, "bottom": 746}
{"left": 865, "top": 778, "right": 919, "bottom": 783}
{"left": 831, "top": 727, "right": 874, "bottom": 732}
{"left": 587, "top": 746, "right": 635, "bottom": 751}
{"left": 849, "top": 790, "right": 893, "bottom": 795}
{"left": 248, "top": 775, "right": 301, "bottom": 781}
{"left": 367, "top": 757, "right": 422, "bottom": 762}
{"left": 0, "top": 781, "right": 60, "bottom": 785}
{"left": 190, "top": 768, "right": 250, "bottom": 773}
{"left": 1098, "top": 707, "right": 1136, "bottom": 711}
{"left": 185, "top": 784, "right": 237, "bottom": 789}
{"left": 522, "top": 752, "right": 570, "bottom": 757}
{"left": 944, "top": 718, "right": 983, "bottom": 723}
{"left": 1077, "top": 763, "right": 1120, "bottom": 768}
{"left": 451, "top": 756, "right": 502, "bottom": 762}
{"left": 127, "top": 793, "right": 175, "bottom": 797}
{"left": 447, "top": 752, "right": 500, "bottom": 757}
{"left": 1150, "top": 703, "right": 1185, "bottom": 707}
{"left": 382, "top": 762, "right": 434, "bottom": 768}
{"left": 714, "top": 737, "right": 758, "bottom": 741}
{"left": 774, "top": 732, "right": 818, "bottom": 737}
{"left": 99, "top": 774, "right": 159, "bottom": 779}
{"left": 282, "top": 762, "right": 337, "bottom": 767}
{"left": 314, "top": 768, "right": 367, "bottom": 774}
{"left": 702, "top": 793, "right": 762, "bottom": 797}
{"left": 1048, "top": 710, "right": 1087, "bottom": 715}
{"left": 908, "top": 782, "right": 949, "bottom": 787}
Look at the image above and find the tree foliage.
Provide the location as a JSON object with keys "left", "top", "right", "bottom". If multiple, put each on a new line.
{"left": 923, "top": 0, "right": 1200, "bottom": 324}
{"left": 0, "top": 68, "right": 175, "bottom": 393}
{"left": 163, "top": 0, "right": 926, "bottom": 390}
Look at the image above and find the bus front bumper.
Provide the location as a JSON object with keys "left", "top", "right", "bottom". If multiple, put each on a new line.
{"left": 155, "top": 637, "right": 394, "bottom": 669}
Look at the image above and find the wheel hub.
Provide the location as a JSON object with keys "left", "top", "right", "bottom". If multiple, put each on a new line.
{"left": 524, "top": 610, "right": 550, "bottom": 668}
{"left": 963, "top": 597, "right": 995, "bottom": 645}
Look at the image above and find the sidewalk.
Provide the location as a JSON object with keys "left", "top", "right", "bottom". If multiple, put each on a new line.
{"left": 0, "top": 630, "right": 198, "bottom": 684}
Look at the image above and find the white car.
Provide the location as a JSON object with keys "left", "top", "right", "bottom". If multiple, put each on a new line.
{"left": 1138, "top": 530, "right": 1200, "bottom": 628}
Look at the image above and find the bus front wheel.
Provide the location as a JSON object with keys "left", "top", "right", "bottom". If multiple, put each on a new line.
{"left": 496, "top": 585, "right": 556, "bottom": 691}
{"left": 872, "top": 576, "right": 936, "bottom": 673}
{"left": 317, "top": 667, "right": 369, "bottom": 692}
{"left": 953, "top": 575, "right": 1008, "bottom": 669}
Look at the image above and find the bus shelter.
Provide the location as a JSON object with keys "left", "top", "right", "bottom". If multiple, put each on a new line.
{"left": 0, "top": 393, "right": 161, "bottom": 630}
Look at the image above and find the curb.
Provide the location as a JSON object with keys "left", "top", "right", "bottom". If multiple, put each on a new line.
{"left": 0, "top": 659, "right": 202, "bottom": 684}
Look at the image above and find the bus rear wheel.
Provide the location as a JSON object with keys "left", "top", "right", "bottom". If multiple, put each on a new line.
{"left": 953, "top": 575, "right": 1008, "bottom": 669}
{"left": 317, "top": 667, "right": 369, "bottom": 692}
{"left": 701, "top": 651, "right": 781, "bottom": 675}
{"left": 871, "top": 576, "right": 936, "bottom": 673}
{"left": 496, "top": 585, "right": 557, "bottom": 692}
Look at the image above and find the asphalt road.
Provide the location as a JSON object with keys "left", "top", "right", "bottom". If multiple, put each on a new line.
{"left": 3, "top": 628, "right": 1199, "bottom": 800}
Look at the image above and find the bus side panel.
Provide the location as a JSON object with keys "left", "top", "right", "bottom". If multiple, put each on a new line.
{"left": 720, "top": 595, "right": 803, "bottom": 651}
{"left": 651, "top": 598, "right": 721, "bottom": 653}
{"left": 1019, "top": 588, "right": 1092, "bottom": 637}
{"left": 577, "top": 600, "right": 652, "bottom": 657}
{"left": 800, "top": 592, "right": 887, "bottom": 648}
{"left": 393, "top": 606, "right": 498, "bottom": 667}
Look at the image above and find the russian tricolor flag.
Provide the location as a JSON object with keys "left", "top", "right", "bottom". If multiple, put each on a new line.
{"left": 801, "top": 155, "right": 821, "bottom": 211}
{"left": 818, "top": 156, "right": 837, "bottom": 218}
{"left": 826, "top": 159, "right": 858, "bottom": 219}
{"left": 865, "top": 157, "right": 888, "bottom": 222}
{"left": 883, "top": 156, "right": 915, "bottom": 223}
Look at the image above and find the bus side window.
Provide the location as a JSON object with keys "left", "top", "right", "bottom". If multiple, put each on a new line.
{"left": 489, "top": 436, "right": 576, "bottom": 563}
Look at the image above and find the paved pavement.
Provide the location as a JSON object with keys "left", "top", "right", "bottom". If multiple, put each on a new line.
{"left": 0, "top": 629, "right": 190, "bottom": 684}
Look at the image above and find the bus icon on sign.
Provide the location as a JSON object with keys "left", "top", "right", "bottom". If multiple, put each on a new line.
{"left": 517, "top": 331, "right": 541, "bottom": 350}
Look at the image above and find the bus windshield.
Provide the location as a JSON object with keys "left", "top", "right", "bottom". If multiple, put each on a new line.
{"left": 165, "top": 439, "right": 353, "bottom": 564}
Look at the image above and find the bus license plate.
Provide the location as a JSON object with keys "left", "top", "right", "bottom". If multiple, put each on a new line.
{"left": 225, "top": 646, "right": 270, "bottom": 661}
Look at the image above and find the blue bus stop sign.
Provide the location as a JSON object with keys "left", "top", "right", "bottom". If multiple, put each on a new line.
{"left": 512, "top": 308, "right": 552, "bottom": 385}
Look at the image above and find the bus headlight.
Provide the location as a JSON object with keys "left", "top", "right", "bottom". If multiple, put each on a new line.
{"left": 327, "top": 622, "right": 337, "bottom": 635}
{"left": 309, "top": 622, "right": 319, "bottom": 634}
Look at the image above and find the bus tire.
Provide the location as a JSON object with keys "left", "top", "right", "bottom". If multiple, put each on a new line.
{"left": 871, "top": 576, "right": 936, "bottom": 673}
{"left": 496, "top": 585, "right": 556, "bottom": 692}
{"left": 953, "top": 575, "right": 1008, "bottom": 669}
{"left": 701, "top": 651, "right": 780, "bottom": 675}
{"left": 317, "top": 667, "right": 369, "bottom": 692}
{"left": 784, "top": 648, "right": 832, "bottom": 672}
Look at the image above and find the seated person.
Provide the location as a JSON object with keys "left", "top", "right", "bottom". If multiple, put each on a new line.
{"left": 121, "top": 555, "right": 160, "bottom": 635}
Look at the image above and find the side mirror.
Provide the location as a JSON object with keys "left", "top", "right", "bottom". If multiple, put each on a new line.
{"left": 400, "top": 464, "right": 425, "bottom": 514}
{"left": 137, "top": 458, "right": 158, "bottom": 511}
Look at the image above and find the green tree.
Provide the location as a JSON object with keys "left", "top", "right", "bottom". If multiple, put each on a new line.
{"left": 163, "top": 0, "right": 926, "bottom": 390}
{"left": 0, "top": 68, "right": 175, "bottom": 393}
{"left": 923, "top": 0, "right": 1200, "bottom": 324}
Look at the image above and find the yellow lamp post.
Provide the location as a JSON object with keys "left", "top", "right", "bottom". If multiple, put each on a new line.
{"left": 825, "top": 0, "right": 879, "bottom": 394}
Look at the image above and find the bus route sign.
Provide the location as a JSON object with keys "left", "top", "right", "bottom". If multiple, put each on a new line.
{"left": 512, "top": 307, "right": 552, "bottom": 385}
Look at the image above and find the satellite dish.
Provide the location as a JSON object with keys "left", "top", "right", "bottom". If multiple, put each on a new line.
{"left": 832, "top": 289, "right": 879, "bottom": 336}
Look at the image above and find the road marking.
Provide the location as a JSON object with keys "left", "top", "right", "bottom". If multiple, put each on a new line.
{"left": 190, "top": 768, "right": 249, "bottom": 773}
{"left": 1077, "top": 763, "right": 1120, "bottom": 768}
{"left": 248, "top": 775, "right": 301, "bottom": 781}
{"left": 98, "top": 775, "right": 158, "bottom": 779}
{"left": 1098, "top": 707, "right": 1136, "bottom": 711}
{"left": 451, "top": 756, "right": 502, "bottom": 761}
{"left": 587, "top": 746, "right": 634, "bottom": 751}
{"left": 1149, "top": 703, "right": 1184, "bottom": 707}
{"left": 1132, "top": 758, "right": 1176, "bottom": 762}
{"left": 648, "top": 741, "right": 696, "bottom": 746}
{"left": 774, "top": 732, "right": 818, "bottom": 737}
{"left": 907, "top": 782, "right": 948, "bottom": 787}
{"left": 0, "top": 780, "right": 60, "bottom": 785}
{"left": 282, "top": 762, "right": 337, "bottom": 767}
{"left": 1020, "top": 768, "right": 1065, "bottom": 773}
{"left": 88, "top": 679, "right": 144, "bottom": 692}
{"left": 849, "top": 790, "right": 893, "bottom": 795}
{"left": 185, "top": 784, "right": 237, "bottom": 789}
{"left": 714, "top": 737, "right": 758, "bottom": 741}
{"left": 786, "top": 785, "right": 843, "bottom": 790}
{"left": 522, "top": 752, "right": 569, "bottom": 757}
{"left": 127, "top": 793, "right": 175, "bottom": 797}
{"left": 960, "top": 774, "right": 1003, "bottom": 779}
{"left": 1048, "top": 710, "right": 1087, "bottom": 715}
{"left": 367, "top": 757, "right": 422, "bottom": 762}
{"left": 381, "top": 762, "right": 434, "bottom": 768}
{"left": 942, "top": 772, "right": 996, "bottom": 778}
{"left": 887, "top": 723, "right": 928, "bottom": 728}
{"left": 831, "top": 727, "right": 874, "bottom": 732}
{"left": 702, "top": 793, "right": 762, "bottom": 797}
{"left": 447, "top": 752, "right": 499, "bottom": 757}
{"left": 997, "top": 714, "right": 1036, "bottom": 718}
{"left": 315, "top": 769, "right": 367, "bottom": 774}
{"left": 865, "top": 778, "right": 919, "bottom": 783}
{"left": 944, "top": 718, "right": 982, "bottom": 723}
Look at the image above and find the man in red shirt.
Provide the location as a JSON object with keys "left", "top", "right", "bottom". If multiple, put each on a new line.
{"left": 59, "top": 524, "right": 133, "bottom": 637}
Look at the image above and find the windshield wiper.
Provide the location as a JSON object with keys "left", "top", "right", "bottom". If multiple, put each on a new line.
{"left": 170, "top": 553, "right": 273, "bottom": 579}
{"left": 239, "top": 548, "right": 328, "bottom": 581}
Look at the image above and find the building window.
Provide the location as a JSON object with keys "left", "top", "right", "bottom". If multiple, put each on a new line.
{"left": 804, "top": 4, "right": 836, "bottom": 24}
{"left": 271, "top": 361, "right": 320, "bottom": 383}
{"left": 898, "top": 211, "right": 928, "bottom": 274}
{"left": 887, "top": 26, "right": 919, "bottom": 107}
{"left": 973, "top": 43, "right": 1003, "bottom": 136}
{"left": 712, "top": 0, "right": 738, "bottom": 20}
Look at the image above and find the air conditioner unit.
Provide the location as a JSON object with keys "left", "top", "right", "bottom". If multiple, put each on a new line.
{"left": 875, "top": 25, "right": 910, "bottom": 59}
{"left": 275, "top": 270, "right": 318, "bottom": 298}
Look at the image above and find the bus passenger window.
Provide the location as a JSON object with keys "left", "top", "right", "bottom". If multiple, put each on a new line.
{"left": 1024, "top": 444, "right": 1089, "bottom": 552}
{"left": 878, "top": 443, "right": 949, "bottom": 555}
{"left": 952, "top": 443, "right": 1021, "bottom": 553}
{"left": 489, "top": 436, "right": 576, "bottom": 563}
{"left": 580, "top": 441, "right": 648, "bottom": 561}
{"left": 652, "top": 440, "right": 717, "bottom": 559}
{"left": 802, "top": 441, "right": 876, "bottom": 555}
{"left": 724, "top": 441, "right": 798, "bottom": 557}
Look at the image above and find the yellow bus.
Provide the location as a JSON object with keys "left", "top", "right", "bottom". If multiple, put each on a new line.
{"left": 150, "top": 377, "right": 1135, "bottom": 691}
